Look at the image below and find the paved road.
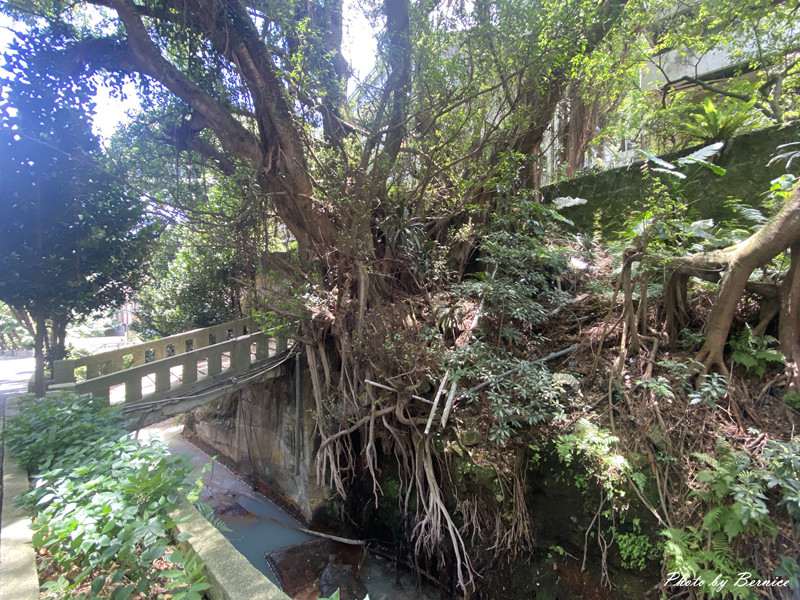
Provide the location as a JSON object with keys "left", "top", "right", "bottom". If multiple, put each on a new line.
{"left": 0, "top": 356, "right": 35, "bottom": 413}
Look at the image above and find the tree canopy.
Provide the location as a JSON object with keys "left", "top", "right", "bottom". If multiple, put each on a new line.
{"left": 0, "top": 27, "right": 156, "bottom": 391}
{"left": 2, "top": 0, "right": 800, "bottom": 596}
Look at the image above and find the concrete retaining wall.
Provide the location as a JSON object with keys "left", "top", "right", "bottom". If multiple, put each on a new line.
{"left": 184, "top": 356, "right": 328, "bottom": 521}
{"left": 174, "top": 503, "right": 289, "bottom": 600}
{"left": 543, "top": 122, "right": 800, "bottom": 236}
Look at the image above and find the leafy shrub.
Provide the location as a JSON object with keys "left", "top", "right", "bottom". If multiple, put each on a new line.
{"left": 447, "top": 341, "right": 564, "bottom": 445}
{"left": 616, "top": 518, "right": 657, "bottom": 571}
{"left": 556, "top": 419, "right": 630, "bottom": 499}
{"left": 5, "top": 392, "right": 206, "bottom": 599}
{"left": 688, "top": 372, "right": 729, "bottom": 407}
{"left": 679, "top": 98, "right": 752, "bottom": 143}
{"left": 785, "top": 391, "right": 800, "bottom": 412}
{"left": 762, "top": 438, "right": 800, "bottom": 521}
{"left": 4, "top": 392, "right": 123, "bottom": 471}
{"left": 634, "top": 375, "right": 675, "bottom": 400}
{"left": 663, "top": 440, "right": 800, "bottom": 599}
{"left": 730, "top": 326, "right": 784, "bottom": 378}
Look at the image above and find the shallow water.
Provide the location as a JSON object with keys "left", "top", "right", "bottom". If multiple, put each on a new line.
{"left": 140, "top": 419, "right": 437, "bottom": 599}
{"left": 214, "top": 490, "right": 313, "bottom": 584}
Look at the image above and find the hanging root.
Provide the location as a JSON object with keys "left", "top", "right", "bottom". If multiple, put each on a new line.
{"left": 411, "top": 434, "right": 475, "bottom": 592}
{"left": 619, "top": 248, "right": 643, "bottom": 356}
{"left": 779, "top": 243, "right": 800, "bottom": 390}
{"left": 306, "top": 336, "right": 478, "bottom": 594}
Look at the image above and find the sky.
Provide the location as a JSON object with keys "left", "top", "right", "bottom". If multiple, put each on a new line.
{"left": 0, "top": 2, "right": 376, "bottom": 141}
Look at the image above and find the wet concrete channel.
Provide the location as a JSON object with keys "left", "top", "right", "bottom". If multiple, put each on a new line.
{"left": 141, "top": 419, "right": 437, "bottom": 600}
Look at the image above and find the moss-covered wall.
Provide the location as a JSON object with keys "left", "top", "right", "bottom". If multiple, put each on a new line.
{"left": 543, "top": 122, "right": 800, "bottom": 237}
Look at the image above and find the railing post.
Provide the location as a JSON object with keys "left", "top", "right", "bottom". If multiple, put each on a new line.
{"left": 232, "top": 339, "right": 250, "bottom": 371}
{"left": 86, "top": 362, "right": 100, "bottom": 379}
{"left": 109, "top": 355, "right": 124, "bottom": 373}
{"left": 126, "top": 376, "right": 142, "bottom": 403}
{"left": 52, "top": 360, "right": 75, "bottom": 384}
{"left": 131, "top": 348, "right": 146, "bottom": 367}
{"left": 155, "top": 365, "right": 171, "bottom": 395}
{"left": 208, "top": 350, "right": 222, "bottom": 377}
{"left": 276, "top": 335, "right": 288, "bottom": 354}
{"left": 256, "top": 336, "right": 270, "bottom": 361}
{"left": 182, "top": 356, "right": 198, "bottom": 387}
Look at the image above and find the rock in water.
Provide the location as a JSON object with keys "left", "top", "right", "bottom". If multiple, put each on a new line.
{"left": 318, "top": 562, "right": 368, "bottom": 600}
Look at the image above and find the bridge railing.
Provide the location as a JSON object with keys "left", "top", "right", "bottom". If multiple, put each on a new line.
{"left": 52, "top": 317, "right": 256, "bottom": 384}
{"left": 50, "top": 329, "right": 287, "bottom": 406}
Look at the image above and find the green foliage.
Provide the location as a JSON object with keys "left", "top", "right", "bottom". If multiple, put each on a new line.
{"left": 769, "top": 142, "right": 800, "bottom": 171}
{"left": 635, "top": 375, "right": 675, "bottom": 401}
{"left": 615, "top": 518, "right": 658, "bottom": 571}
{"left": 663, "top": 440, "right": 800, "bottom": 598}
{"left": 5, "top": 391, "right": 206, "bottom": 598}
{"left": 762, "top": 438, "right": 800, "bottom": 522}
{"left": 133, "top": 225, "right": 243, "bottom": 337}
{"left": 679, "top": 98, "right": 753, "bottom": 144}
{"left": 446, "top": 341, "right": 564, "bottom": 445}
{"left": 729, "top": 326, "right": 785, "bottom": 378}
{"left": 437, "top": 183, "right": 575, "bottom": 444}
{"left": 0, "top": 28, "right": 155, "bottom": 326}
{"left": 662, "top": 527, "right": 755, "bottom": 599}
{"left": 784, "top": 391, "right": 800, "bottom": 412}
{"left": 616, "top": 163, "right": 723, "bottom": 271}
{"left": 688, "top": 372, "right": 729, "bottom": 407}
{"left": 194, "top": 500, "right": 232, "bottom": 533}
{"left": 161, "top": 550, "right": 212, "bottom": 600}
{"left": 4, "top": 392, "right": 124, "bottom": 471}
{"left": 556, "top": 419, "right": 631, "bottom": 500}
{"left": 454, "top": 155, "right": 571, "bottom": 333}
{"left": 0, "top": 301, "right": 33, "bottom": 351}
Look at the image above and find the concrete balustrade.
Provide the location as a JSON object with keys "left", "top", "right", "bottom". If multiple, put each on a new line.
{"left": 50, "top": 329, "right": 288, "bottom": 407}
{"left": 51, "top": 317, "right": 256, "bottom": 385}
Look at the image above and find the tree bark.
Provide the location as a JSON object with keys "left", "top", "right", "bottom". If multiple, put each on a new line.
{"left": 780, "top": 243, "right": 800, "bottom": 389}
{"left": 669, "top": 186, "right": 800, "bottom": 371}
{"left": 49, "top": 315, "right": 69, "bottom": 367}
{"left": 33, "top": 313, "right": 47, "bottom": 397}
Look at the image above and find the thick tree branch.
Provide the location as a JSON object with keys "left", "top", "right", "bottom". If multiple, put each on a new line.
{"left": 86, "top": 0, "right": 338, "bottom": 255}
{"left": 89, "top": 0, "right": 263, "bottom": 165}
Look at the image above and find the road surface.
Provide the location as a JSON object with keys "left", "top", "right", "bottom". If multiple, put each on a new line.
{"left": 0, "top": 356, "right": 35, "bottom": 414}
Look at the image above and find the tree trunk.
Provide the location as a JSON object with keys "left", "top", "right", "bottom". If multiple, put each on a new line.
{"left": 33, "top": 313, "right": 47, "bottom": 397}
{"left": 49, "top": 315, "right": 69, "bottom": 367}
{"left": 668, "top": 186, "right": 800, "bottom": 372}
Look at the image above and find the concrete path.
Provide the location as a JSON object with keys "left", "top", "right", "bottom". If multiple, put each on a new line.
{"left": 0, "top": 355, "right": 35, "bottom": 508}
{"left": 0, "top": 354, "right": 36, "bottom": 507}
{"left": 0, "top": 356, "right": 34, "bottom": 413}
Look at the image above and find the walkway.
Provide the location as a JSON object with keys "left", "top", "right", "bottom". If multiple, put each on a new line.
{"left": 0, "top": 356, "right": 35, "bottom": 534}
{"left": 0, "top": 356, "right": 34, "bottom": 413}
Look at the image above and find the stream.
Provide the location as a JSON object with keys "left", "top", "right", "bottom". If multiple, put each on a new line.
{"left": 140, "top": 419, "right": 438, "bottom": 600}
